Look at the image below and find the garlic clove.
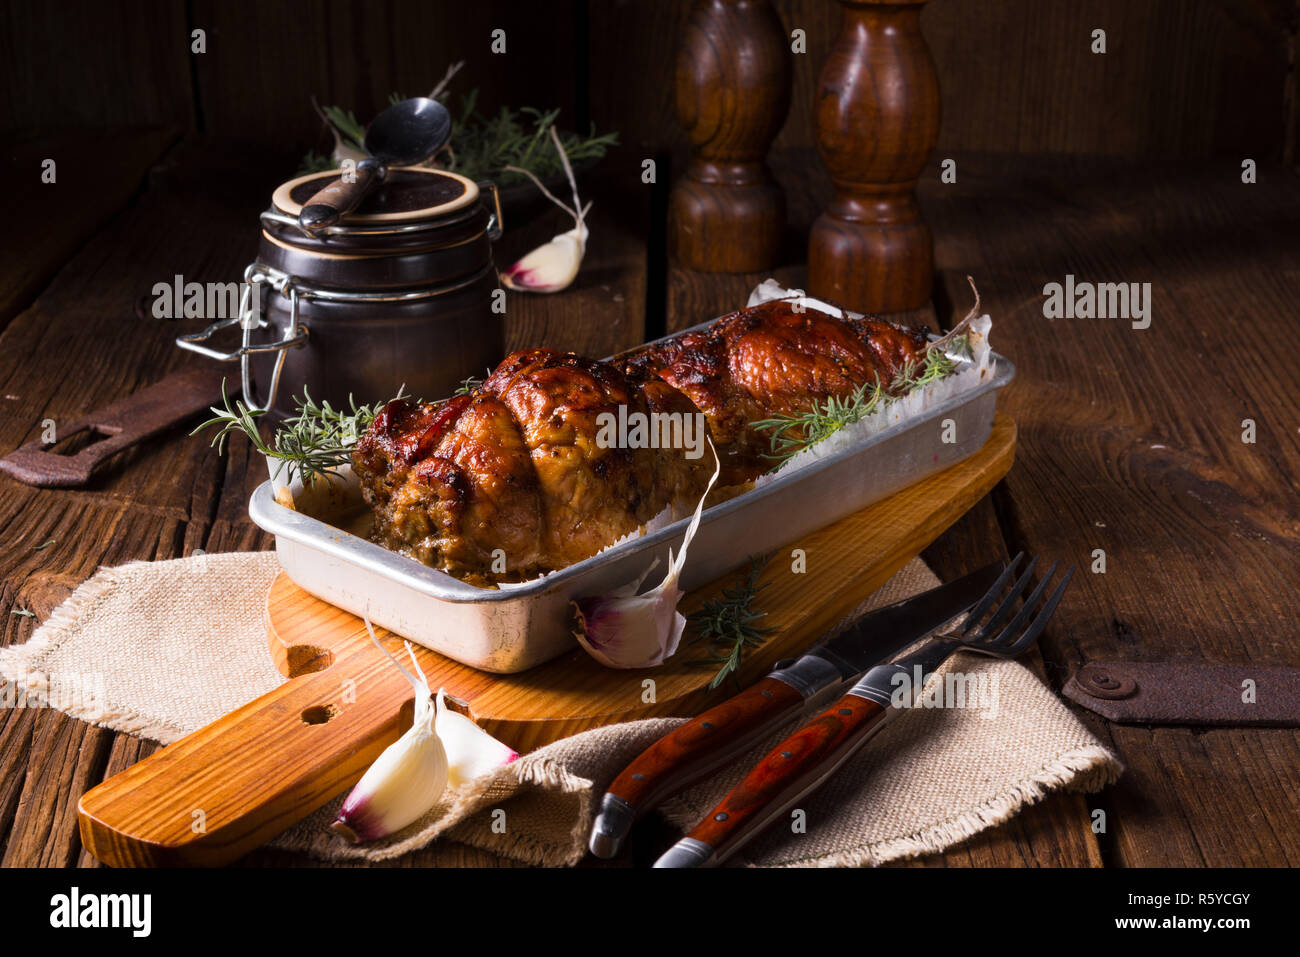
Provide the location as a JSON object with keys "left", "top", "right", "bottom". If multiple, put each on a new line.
{"left": 331, "top": 691, "right": 448, "bottom": 843}
{"left": 331, "top": 627, "right": 523, "bottom": 843}
{"left": 500, "top": 224, "right": 588, "bottom": 293}
{"left": 332, "top": 624, "right": 458, "bottom": 844}
{"left": 435, "top": 688, "right": 519, "bottom": 786}
{"left": 571, "top": 441, "right": 719, "bottom": 669}
{"left": 573, "top": 581, "right": 687, "bottom": 669}
{"left": 499, "top": 127, "right": 592, "bottom": 294}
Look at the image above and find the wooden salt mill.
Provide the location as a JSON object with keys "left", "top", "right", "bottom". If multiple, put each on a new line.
{"left": 669, "top": 0, "right": 792, "bottom": 273}
{"left": 808, "top": 0, "right": 940, "bottom": 312}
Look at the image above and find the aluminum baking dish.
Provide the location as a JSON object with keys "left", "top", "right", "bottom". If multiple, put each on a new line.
{"left": 249, "top": 313, "right": 1014, "bottom": 673}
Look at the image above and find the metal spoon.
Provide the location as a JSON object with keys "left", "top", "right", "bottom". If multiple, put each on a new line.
{"left": 298, "top": 97, "right": 452, "bottom": 231}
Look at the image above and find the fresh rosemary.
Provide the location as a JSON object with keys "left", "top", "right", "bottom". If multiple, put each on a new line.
{"left": 300, "top": 88, "right": 618, "bottom": 186}
{"left": 688, "top": 554, "right": 774, "bottom": 690}
{"left": 750, "top": 344, "right": 964, "bottom": 467}
{"left": 453, "top": 375, "right": 483, "bottom": 396}
{"left": 193, "top": 381, "right": 401, "bottom": 484}
{"left": 895, "top": 347, "right": 958, "bottom": 393}
{"left": 749, "top": 377, "right": 886, "bottom": 467}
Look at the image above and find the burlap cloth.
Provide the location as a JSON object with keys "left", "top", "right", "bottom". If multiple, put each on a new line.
{"left": 0, "top": 551, "right": 1120, "bottom": 867}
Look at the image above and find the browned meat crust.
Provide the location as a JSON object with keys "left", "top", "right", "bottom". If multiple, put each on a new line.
{"left": 354, "top": 299, "right": 928, "bottom": 584}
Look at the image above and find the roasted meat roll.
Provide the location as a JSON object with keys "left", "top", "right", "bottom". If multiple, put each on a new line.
{"left": 354, "top": 299, "right": 928, "bottom": 584}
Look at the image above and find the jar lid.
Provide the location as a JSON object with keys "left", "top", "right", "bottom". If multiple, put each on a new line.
{"left": 271, "top": 167, "right": 480, "bottom": 225}
{"left": 258, "top": 166, "right": 494, "bottom": 290}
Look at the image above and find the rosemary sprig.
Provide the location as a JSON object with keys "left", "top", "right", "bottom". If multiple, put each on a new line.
{"left": 688, "top": 554, "right": 774, "bottom": 690}
{"left": 453, "top": 375, "right": 483, "bottom": 396}
{"left": 750, "top": 341, "right": 967, "bottom": 467}
{"left": 300, "top": 84, "right": 619, "bottom": 185}
{"left": 444, "top": 98, "right": 619, "bottom": 187}
{"left": 320, "top": 105, "right": 366, "bottom": 152}
{"left": 750, "top": 377, "right": 886, "bottom": 467}
{"left": 895, "top": 347, "right": 958, "bottom": 393}
{"left": 192, "top": 381, "right": 400, "bottom": 484}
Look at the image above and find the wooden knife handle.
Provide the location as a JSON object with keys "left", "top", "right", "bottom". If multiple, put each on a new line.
{"left": 658, "top": 689, "right": 892, "bottom": 867}
{"left": 589, "top": 676, "right": 803, "bottom": 857}
{"left": 299, "top": 164, "right": 379, "bottom": 230}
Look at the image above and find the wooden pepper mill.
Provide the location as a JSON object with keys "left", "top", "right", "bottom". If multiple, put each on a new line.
{"left": 808, "top": 0, "right": 940, "bottom": 312}
{"left": 669, "top": 0, "right": 792, "bottom": 273}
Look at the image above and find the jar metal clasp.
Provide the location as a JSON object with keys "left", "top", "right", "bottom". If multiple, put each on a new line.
{"left": 478, "top": 180, "right": 504, "bottom": 241}
{"left": 175, "top": 263, "right": 309, "bottom": 412}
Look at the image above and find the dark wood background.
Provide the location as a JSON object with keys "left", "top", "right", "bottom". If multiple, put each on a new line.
{"left": 3, "top": 0, "right": 1296, "bottom": 161}
{"left": 2, "top": 0, "right": 1299, "bottom": 870}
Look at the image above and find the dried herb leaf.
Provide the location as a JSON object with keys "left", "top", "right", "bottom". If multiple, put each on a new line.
{"left": 688, "top": 554, "right": 774, "bottom": 690}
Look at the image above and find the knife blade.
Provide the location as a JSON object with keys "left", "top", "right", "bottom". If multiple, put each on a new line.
{"left": 587, "top": 559, "right": 1006, "bottom": 858}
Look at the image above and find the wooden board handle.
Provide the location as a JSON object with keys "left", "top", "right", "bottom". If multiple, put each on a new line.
{"left": 77, "top": 620, "right": 412, "bottom": 867}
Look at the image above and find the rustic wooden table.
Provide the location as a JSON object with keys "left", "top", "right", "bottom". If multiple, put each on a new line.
{"left": 1, "top": 134, "right": 1296, "bottom": 867}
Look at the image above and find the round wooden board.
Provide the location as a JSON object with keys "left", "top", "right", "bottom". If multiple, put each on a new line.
{"left": 265, "top": 412, "right": 1018, "bottom": 754}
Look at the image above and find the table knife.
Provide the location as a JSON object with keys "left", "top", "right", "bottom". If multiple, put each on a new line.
{"left": 588, "top": 559, "right": 1005, "bottom": 857}
{"left": 653, "top": 555, "right": 1068, "bottom": 867}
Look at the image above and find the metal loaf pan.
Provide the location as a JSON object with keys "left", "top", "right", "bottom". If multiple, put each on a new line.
{"left": 249, "top": 323, "right": 1015, "bottom": 674}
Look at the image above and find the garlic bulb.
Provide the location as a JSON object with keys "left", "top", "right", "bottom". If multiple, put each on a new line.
{"left": 572, "top": 441, "right": 720, "bottom": 668}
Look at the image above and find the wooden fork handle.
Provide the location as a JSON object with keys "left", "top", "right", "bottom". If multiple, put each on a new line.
{"left": 655, "top": 663, "right": 913, "bottom": 867}
{"left": 591, "top": 677, "right": 804, "bottom": 857}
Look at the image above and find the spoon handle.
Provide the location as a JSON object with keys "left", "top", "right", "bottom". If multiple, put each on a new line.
{"left": 298, "top": 160, "right": 383, "bottom": 230}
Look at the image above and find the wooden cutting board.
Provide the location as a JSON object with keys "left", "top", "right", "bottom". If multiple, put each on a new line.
{"left": 78, "top": 413, "right": 1015, "bottom": 867}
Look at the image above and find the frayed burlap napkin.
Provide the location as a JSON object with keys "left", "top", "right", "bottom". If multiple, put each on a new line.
{"left": 0, "top": 552, "right": 1120, "bottom": 867}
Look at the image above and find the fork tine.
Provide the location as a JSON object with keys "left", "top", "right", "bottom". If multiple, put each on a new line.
{"left": 986, "top": 561, "right": 1059, "bottom": 648}
{"left": 959, "top": 552, "right": 1024, "bottom": 634}
{"left": 975, "top": 556, "right": 1038, "bottom": 638}
{"left": 1003, "top": 566, "right": 1074, "bottom": 654}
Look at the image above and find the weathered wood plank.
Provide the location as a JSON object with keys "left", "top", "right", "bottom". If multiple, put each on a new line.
{"left": 0, "top": 128, "right": 180, "bottom": 331}
{"left": 189, "top": 0, "right": 579, "bottom": 152}
{"left": 0, "top": 707, "right": 38, "bottom": 861}
{"left": 1, "top": 711, "right": 114, "bottom": 867}
{"left": 590, "top": 0, "right": 1293, "bottom": 159}
{"left": 0, "top": 140, "right": 287, "bottom": 520}
{"left": 0, "top": 1, "right": 193, "bottom": 133}
{"left": 922, "top": 153, "right": 1300, "bottom": 866}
